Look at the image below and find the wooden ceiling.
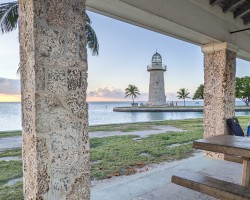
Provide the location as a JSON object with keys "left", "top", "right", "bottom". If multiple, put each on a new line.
{"left": 210, "top": 0, "right": 250, "bottom": 25}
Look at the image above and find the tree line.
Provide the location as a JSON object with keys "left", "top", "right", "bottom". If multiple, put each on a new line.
{"left": 124, "top": 76, "right": 250, "bottom": 107}
{"left": 192, "top": 76, "right": 250, "bottom": 106}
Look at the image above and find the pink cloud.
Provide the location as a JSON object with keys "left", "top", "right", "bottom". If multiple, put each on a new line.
{"left": 88, "top": 87, "right": 148, "bottom": 100}
{"left": 0, "top": 77, "right": 20, "bottom": 95}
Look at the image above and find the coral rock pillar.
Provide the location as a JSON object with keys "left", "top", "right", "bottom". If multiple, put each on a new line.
{"left": 19, "top": 0, "right": 90, "bottom": 199}
{"left": 202, "top": 42, "right": 238, "bottom": 157}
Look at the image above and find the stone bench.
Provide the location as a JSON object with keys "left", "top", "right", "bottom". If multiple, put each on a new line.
{"left": 171, "top": 171, "right": 250, "bottom": 200}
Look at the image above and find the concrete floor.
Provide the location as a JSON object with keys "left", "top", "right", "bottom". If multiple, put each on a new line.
{"left": 91, "top": 153, "right": 242, "bottom": 200}
{"left": 0, "top": 135, "right": 243, "bottom": 199}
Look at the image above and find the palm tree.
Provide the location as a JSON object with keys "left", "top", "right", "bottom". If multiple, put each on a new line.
{"left": 125, "top": 84, "right": 140, "bottom": 105}
{"left": 0, "top": 1, "right": 99, "bottom": 55}
{"left": 177, "top": 88, "right": 190, "bottom": 106}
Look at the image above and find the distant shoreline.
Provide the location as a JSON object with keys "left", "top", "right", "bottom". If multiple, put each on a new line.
{"left": 113, "top": 106, "right": 250, "bottom": 112}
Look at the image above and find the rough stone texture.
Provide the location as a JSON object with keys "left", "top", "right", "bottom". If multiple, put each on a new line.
{"left": 19, "top": 0, "right": 90, "bottom": 199}
{"left": 203, "top": 48, "right": 236, "bottom": 159}
{"left": 148, "top": 65, "right": 166, "bottom": 106}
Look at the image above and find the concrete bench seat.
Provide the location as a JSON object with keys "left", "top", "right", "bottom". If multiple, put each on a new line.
{"left": 171, "top": 171, "right": 250, "bottom": 200}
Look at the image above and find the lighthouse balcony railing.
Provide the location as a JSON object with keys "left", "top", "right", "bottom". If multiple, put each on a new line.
{"left": 147, "top": 64, "right": 167, "bottom": 71}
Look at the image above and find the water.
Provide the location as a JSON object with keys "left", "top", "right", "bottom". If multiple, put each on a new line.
{"left": 0, "top": 103, "right": 22, "bottom": 132}
{"left": 0, "top": 101, "right": 249, "bottom": 131}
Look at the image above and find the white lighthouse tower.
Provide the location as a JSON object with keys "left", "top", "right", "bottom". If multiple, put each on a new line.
{"left": 147, "top": 52, "right": 167, "bottom": 106}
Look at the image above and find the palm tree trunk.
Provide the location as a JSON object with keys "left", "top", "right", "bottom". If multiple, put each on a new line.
{"left": 184, "top": 98, "right": 185, "bottom": 106}
{"left": 132, "top": 96, "right": 134, "bottom": 105}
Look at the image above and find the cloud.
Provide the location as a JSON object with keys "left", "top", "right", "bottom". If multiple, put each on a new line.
{"left": 87, "top": 87, "right": 185, "bottom": 101}
{"left": 166, "top": 92, "right": 195, "bottom": 101}
{"left": 88, "top": 87, "right": 124, "bottom": 98}
{"left": 88, "top": 87, "right": 148, "bottom": 101}
{"left": 166, "top": 92, "right": 179, "bottom": 101}
{"left": 0, "top": 77, "right": 20, "bottom": 95}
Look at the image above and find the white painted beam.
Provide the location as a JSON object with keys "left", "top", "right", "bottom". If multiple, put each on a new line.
{"left": 86, "top": 0, "right": 250, "bottom": 61}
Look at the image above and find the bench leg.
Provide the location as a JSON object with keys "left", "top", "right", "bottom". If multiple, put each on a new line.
{"left": 241, "top": 159, "right": 250, "bottom": 186}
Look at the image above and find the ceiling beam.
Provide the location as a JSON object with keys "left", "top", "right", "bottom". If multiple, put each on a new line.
{"left": 243, "top": 16, "right": 250, "bottom": 24}
{"left": 234, "top": 3, "right": 250, "bottom": 18}
{"left": 210, "top": 0, "right": 223, "bottom": 6}
{"left": 223, "top": 0, "right": 245, "bottom": 13}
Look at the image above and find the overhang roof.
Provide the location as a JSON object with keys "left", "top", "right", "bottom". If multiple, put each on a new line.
{"left": 86, "top": 0, "right": 250, "bottom": 61}
{"left": 211, "top": 0, "right": 250, "bottom": 25}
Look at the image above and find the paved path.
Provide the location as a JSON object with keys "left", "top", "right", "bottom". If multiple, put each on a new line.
{"left": 1, "top": 152, "right": 241, "bottom": 200}
{"left": 0, "top": 136, "right": 22, "bottom": 151}
{"left": 0, "top": 126, "right": 183, "bottom": 151}
{"left": 0, "top": 131, "right": 242, "bottom": 200}
{"left": 0, "top": 156, "right": 21, "bottom": 161}
{"left": 89, "top": 125, "right": 184, "bottom": 138}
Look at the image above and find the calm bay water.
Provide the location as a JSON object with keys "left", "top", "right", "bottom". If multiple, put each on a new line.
{"left": 0, "top": 101, "right": 249, "bottom": 131}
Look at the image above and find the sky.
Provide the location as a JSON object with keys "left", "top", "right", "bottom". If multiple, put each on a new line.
{"left": 0, "top": 10, "right": 250, "bottom": 102}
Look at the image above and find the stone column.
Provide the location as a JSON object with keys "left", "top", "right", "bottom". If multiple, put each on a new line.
{"left": 202, "top": 42, "right": 238, "bottom": 138}
{"left": 202, "top": 42, "right": 238, "bottom": 157}
{"left": 19, "top": 0, "right": 90, "bottom": 199}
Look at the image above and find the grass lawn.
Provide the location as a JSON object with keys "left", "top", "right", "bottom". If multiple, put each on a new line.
{"left": 90, "top": 118, "right": 206, "bottom": 179}
{"left": 0, "top": 131, "right": 22, "bottom": 138}
{"left": 1, "top": 116, "right": 250, "bottom": 199}
{"left": 0, "top": 159, "right": 23, "bottom": 200}
{"left": 0, "top": 148, "right": 22, "bottom": 158}
{"left": 3, "top": 114, "right": 250, "bottom": 135}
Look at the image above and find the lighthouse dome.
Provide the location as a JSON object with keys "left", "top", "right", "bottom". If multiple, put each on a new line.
{"left": 152, "top": 52, "right": 162, "bottom": 65}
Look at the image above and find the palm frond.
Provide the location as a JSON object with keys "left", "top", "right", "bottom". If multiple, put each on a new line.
{"left": 124, "top": 84, "right": 140, "bottom": 101}
{"left": 16, "top": 64, "right": 20, "bottom": 75}
{"left": 177, "top": 88, "right": 190, "bottom": 99}
{"left": 0, "top": 3, "right": 100, "bottom": 57}
{"left": 85, "top": 13, "right": 99, "bottom": 56}
{"left": 85, "top": 12, "right": 91, "bottom": 24}
{"left": 0, "top": 2, "right": 18, "bottom": 34}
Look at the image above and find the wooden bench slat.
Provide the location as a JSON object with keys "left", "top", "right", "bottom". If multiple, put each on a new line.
{"left": 224, "top": 154, "right": 243, "bottom": 164}
{"left": 171, "top": 171, "right": 250, "bottom": 200}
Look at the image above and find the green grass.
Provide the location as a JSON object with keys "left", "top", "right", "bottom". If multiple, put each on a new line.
{"left": 0, "top": 148, "right": 22, "bottom": 158}
{"left": 0, "top": 182, "right": 23, "bottom": 200}
{"left": 89, "top": 118, "right": 204, "bottom": 133}
{"left": 90, "top": 118, "right": 204, "bottom": 179}
{"left": 1, "top": 116, "right": 250, "bottom": 198}
{"left": 0, "top": 161, "right": 23, "bottom": 186}
{"left": 1, "top": 114, "right": 249, "bottom": 136}
{"left": 0, "top": 131, "right": 21, "bottom": 138}
{"left": 89, "top": 123, "right": 157, "bottom": 132}
{"left": 0, "top": 149, "right": 24, "bottom": 199}
{"left": 0, "top": 159, "right": 23, "bottom": 199}
{"left": 90, "top": 135, "right": 197, "bottom": 179}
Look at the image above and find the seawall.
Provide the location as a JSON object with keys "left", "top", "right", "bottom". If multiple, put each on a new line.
{"left": 113, "top": 107, "right": 250, "bottom": 112}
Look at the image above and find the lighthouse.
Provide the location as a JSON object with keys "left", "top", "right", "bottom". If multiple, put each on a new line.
{"left": 147, "top": 52, "right": 167, "bottom": 106}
